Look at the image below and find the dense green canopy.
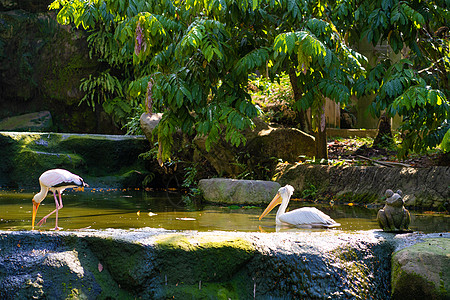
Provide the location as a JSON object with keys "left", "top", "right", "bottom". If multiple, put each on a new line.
{"left": 49, "top": 0, "right": 449, "bottom": 160}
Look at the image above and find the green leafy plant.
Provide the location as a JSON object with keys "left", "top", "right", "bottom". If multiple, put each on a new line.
{"left": 182, "top": 164, "right": 198, "bottom": 189}
{"left": 79, "top": 70, "right": 122, "bottom": 108}
{"left": 301, "top": 182, "right": 318, "bottom": 199}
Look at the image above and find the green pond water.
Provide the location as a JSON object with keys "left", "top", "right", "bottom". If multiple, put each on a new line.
{"left": 0, "top": 189, "right": 447, "bottom": 233}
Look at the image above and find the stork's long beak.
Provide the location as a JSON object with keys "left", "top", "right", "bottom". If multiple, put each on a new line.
{"left": 32, "top": 199, "right": 39, "bottom": 231}
{"left": 259, "top": 193, "right": 282, "bottom": 220}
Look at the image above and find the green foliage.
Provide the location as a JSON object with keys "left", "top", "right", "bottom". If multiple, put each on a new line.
{"left": 344, "top": 0, "right": 450, "bottom": 157}
{"left": 79, "top": 69, "right": 134, "bottom": 127}
{"left": 79, "top": 70, "right": 121, "bottom": 107}
{"left": 393, "top": 85, "right": 449, "bottom": 156}
{"left": 50, "top": 0, "right": 449, "bottom": 161}
{"left": 301, "top": 182, "right": 318, "bottom": 199}
{"left": 441, "top": 129, "right": 450, "bottom": 153}
{"left": 124, "top": 104, "right": 145, "bottom": 135}
{"left": 49, "top": 0, "right": 368, "bottom": 162}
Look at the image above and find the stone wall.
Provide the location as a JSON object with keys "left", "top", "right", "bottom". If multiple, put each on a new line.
{"left": 275, "top": 164, "right": 449, "bottom": 211}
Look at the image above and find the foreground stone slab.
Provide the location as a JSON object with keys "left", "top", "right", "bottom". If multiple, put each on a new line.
{"left": 198, "top": 178, "right": 281, "bottom": 205}
{"left": 1, "top": 229, "right": 446, "bottom": 299}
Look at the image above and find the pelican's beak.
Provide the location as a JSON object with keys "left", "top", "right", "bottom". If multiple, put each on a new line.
{"left": 32, "top": 199, "right": 39, "bottom": 231}
{"left": 259, "top": 193, "right": 282, "bottom": 220}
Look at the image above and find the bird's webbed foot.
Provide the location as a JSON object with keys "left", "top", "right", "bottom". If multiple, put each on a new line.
{"left": 37, "top": 218, "right": 47, "bottom": 227}
{"left": 51, "top": 226, "right": 62, "bottom": 231}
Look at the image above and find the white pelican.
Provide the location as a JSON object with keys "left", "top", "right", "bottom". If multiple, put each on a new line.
{"left": 259, "top": 185, "right": 340, "bottom": 228}
{"left": 32, "top": 169, "right": 88, "bottom": 230}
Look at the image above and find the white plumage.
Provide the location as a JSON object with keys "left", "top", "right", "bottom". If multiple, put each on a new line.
{"left": 32, "top": 169, "right": 88, "bottom": 230}
{"left": 259, "top": 185, "right": 340, "bottom": 228}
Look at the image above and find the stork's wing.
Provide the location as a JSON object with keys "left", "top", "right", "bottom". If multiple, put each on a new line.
{"left": 279, "top": 207, "right": 339, "bottom": 227}
{"left": 39, "top": 169, "right": 84, "bottom": 188}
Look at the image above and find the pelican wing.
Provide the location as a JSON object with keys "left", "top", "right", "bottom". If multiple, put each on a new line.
{"left": 279, "top": 207, "right": 340, "bottom": 228}
{"left": 40, "top": 169, "right": 84, "bottom": 188}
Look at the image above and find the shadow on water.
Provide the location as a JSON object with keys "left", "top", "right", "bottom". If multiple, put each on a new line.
{"left": 0, "top": 188, "right": 447, "bottom": 232}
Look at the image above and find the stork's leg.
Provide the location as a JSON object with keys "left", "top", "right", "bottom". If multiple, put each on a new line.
{"left": 53, "top": 192, "right": 64, "bottom": 230}
{"left": 37, "top": 192, "right": 63, "bottom": 229}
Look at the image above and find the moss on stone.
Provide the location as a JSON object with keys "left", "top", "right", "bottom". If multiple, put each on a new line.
{"left": 67, "top": 236, "right": 137, "bottom": 299}
{"left": 83, "top": 236, "right": 150, "bottom": 292}
{"left": 13, "top": 148, "right": 85, "bottom": 181}
{"left": 155, "top": 234, "right": 255, "bottom": 285}
{"left": 332, "top": 245, "right": 373, "bottom": 297}
{"left": 162, "top": 279, "right": 243, "bottom": 299}
{"left": 45, "top": 52, "right": 90, "bottom": 103}
{"left": 58, "top": 135, "right": 148, "bottom": 176}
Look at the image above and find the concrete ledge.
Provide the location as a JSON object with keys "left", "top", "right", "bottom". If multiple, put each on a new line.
{"left": 327, "top": 128, "right": 378, "bottom": 138}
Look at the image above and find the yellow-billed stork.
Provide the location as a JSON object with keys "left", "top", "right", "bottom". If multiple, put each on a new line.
{"left": 32, "top": 169, "right": 88, "bottom": 230}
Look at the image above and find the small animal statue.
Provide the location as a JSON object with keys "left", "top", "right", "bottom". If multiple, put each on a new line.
{"left": 377, "top": 189, "right": 411, "bottom": 232}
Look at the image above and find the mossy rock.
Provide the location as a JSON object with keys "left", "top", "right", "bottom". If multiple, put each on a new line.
{"left": 155, "top": 234, "right": 255, "bottom": 299}
{"left": 13, "top": 148, "right": 85, "bottom": 181}
{"left": 0, "top": 132, "right": 149, "bottom": 188}
{"left": 392, "top": 238, "right": 450, "bottom": 299}
{"left": 199, "top": 178, "right": 280, "bottom": 205}
{"left": 0, "top": 111, "right": 53, "bottom": 132}
{"left": 58, "top": 135, "right": 148, "bottom": 176}
{"left": 161, "top": 274, "right": 246, "bottom": 300}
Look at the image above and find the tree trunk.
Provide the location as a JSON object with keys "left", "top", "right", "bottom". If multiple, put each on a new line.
{"left": 315, "top": 104, "right": 328, "bottom": 160}
{"left": 373, "top": 112, "right": 393, "bottom": 149}
{"left": 288, "top": 67, "right": 311, "bottom": 132}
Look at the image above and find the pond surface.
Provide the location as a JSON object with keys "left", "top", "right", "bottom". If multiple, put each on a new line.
{"left": 0, "top": 189, "right": 447, "bottom": 233}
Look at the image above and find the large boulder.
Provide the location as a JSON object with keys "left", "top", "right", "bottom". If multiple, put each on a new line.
{"left": 246, "top": 126, "right": 316, "bottom": 163}
{"left": 0, "top": 111, "right": 53, "bottom": 132}
{"left": 193, "top": 137, "right": 243, "bottom": 176}
{"left": 391, "top": 237, "right": 450, "bottom": 299}
{"left": 198, "top": 178, "right": 280, "bottom": 205}
{"left": 0, "top": 9, "right": 92, "bottom": 105}
{"left": 0, "top": 132, "right": 149, "bottom": 188}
